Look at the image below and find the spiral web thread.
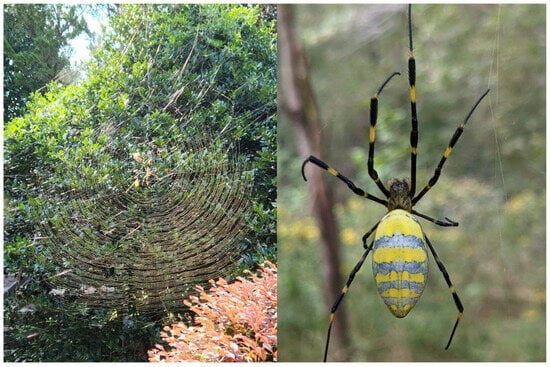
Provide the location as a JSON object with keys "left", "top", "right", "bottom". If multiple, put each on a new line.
{"left": 36, "top": 124, "right": 257, "bottom": 315}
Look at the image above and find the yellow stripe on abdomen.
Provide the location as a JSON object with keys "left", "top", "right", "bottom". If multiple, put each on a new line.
{"left": 373, "top": 246, "right": 427, "bottom": 263}
{"left": 379, "top": 288, "right": 421, "bottom": 299}
{"left": 375, "top": 209, "right": 423, "bottom": 239}
{"left": 375, "top": 270, "right": 425, "bottom": 284}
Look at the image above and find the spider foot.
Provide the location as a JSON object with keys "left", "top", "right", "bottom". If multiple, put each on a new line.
{"left": 444, "top": 217, "right": 459, "bottom": 227}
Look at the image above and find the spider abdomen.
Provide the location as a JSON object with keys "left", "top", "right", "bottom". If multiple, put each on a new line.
{"left": 372, "top": 209, "right": 429, "bottom": 318}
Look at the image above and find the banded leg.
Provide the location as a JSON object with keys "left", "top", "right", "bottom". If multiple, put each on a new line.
{"left": 411, "top": 209, "right": 458, "bottom": 227}
{"left": 368, "top": 71, "right": 401, "bottom": 197}
{"left": 423, "top": 234, "right": 464, "bottom": 350}
{"left": 412, "top": 89, "right": 490, "bottom": 205}
{"left": 302, "top": 155, "right": 388, "bottom": 207}
{"left": 362, "top": 219, "right": 381, "bottom": 248}
{"left": 324, "top": 237, "right": 376, "bottom": 362}
{"left": 408, "top": 4, "right": 418, "bottom": 197}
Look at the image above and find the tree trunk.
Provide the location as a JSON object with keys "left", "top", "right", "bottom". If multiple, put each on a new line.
{"left": 278, "top": 5, "right": 349, "bottom": 361}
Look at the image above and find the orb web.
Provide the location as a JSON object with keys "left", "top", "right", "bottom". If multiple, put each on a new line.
{"left": 35, "top": 116, "right": 256, "bottom": 315}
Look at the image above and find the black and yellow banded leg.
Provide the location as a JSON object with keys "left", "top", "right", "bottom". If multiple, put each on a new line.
{"left": 412, "top": 89, "right": 490, "bottom": 205}
{"left": 324, "top": 240, "right": 375, "bottom": 362}
{"left": 411, "top": 209, "right": 458, "bottom": 227}
{"left": 302, "top": 155, "right": 388, "bottom": 206}
{"left": 368, "top": 71, "right": 401, "bottom": 197}
{"left": 408, "top": 4, "right": 418, "bottom": 197}
{"left": 423, "top": 234, "right": 464, "bottom": 350}
{"left": 361, "top": 219, "right": 381, "bottom": 248}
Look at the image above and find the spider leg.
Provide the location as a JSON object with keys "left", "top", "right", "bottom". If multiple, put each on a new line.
{"left": 412, "top": 89, "right": 490, "bottom": 204}
{"left": 407, "top": 4, "right": 419, "bottom": 197}
{"left": 411, "top": 209, "right": 458, "bottom": 227}
{"left": 324, "top": 220, "right": 379, "bottom": 362}
{"left": 361, "top": 219, "right": 381, "bottom": 248}
{"left": 423, "top": 234, "right": 464, "bottom": 350}
{"left": 302, "top": 155, "right": 388, "bottom": 207}
{"left": 368, "top": 72, "right": 401, "bottom": 197}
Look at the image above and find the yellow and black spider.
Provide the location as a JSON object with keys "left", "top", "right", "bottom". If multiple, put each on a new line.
{"left": 301, "top": 4, "right": 490, "bottom": 362}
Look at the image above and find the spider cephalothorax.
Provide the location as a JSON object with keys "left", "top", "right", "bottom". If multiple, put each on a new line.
{"left": 386, "top": 178, "right": 412, "bottom": 211}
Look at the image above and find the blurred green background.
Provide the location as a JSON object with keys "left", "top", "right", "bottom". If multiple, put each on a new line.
{"left": 278, "top": 4, "right": 545, "bottom": 362}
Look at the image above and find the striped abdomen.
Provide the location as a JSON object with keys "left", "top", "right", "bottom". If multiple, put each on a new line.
{"left": 372, "top": 209, "right": 428, "bottom": 318}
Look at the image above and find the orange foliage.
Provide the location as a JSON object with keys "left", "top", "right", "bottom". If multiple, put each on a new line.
{"left": 148, "top": 261, "right": 277, "bottom": 362}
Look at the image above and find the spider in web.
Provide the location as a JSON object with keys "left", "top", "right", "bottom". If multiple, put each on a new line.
{"left": 301, "top": 5, "right": 490, "bottom": 362}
